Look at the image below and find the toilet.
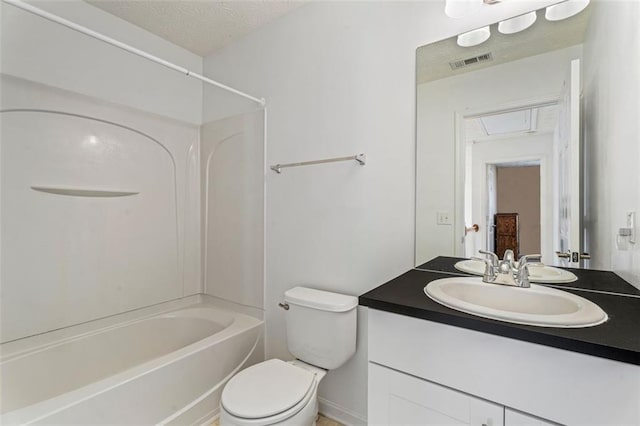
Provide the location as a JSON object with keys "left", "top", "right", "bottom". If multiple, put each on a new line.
{"left": 220, "top": 286, "right": 358, "bottom": 426}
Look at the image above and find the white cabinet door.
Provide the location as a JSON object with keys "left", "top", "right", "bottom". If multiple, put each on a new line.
{"left": 369, "top": 363, "right": 504, "bottom": 426}
{"left": 505, "top": 409, "right": 558, "bottom": 426}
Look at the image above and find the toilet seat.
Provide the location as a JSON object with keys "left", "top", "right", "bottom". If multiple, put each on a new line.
{"left": 221, "top": 359, "right": 318, "bottom": 424}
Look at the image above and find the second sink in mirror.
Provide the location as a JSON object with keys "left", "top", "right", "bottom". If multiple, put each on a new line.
{"left": 455, "top": 259, "right": 577, "bottom": 283}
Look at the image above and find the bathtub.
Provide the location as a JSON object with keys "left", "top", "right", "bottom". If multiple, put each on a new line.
{"left": 0, "top": 298, "right": 263, "bottom": 425}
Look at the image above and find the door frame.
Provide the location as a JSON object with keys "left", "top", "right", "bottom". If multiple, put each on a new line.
{"left": 474, "top": 156, "right": 549, "bottom": 262}
{"left": 454, "top": 94, "right": 559, "bottom": 263}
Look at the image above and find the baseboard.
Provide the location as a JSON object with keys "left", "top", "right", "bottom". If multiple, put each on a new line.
{"left": 318, "top": 397, "right": 367, "bottom": 426}
{"left": 194, "top": 408, "right": 219, "bottom": 426}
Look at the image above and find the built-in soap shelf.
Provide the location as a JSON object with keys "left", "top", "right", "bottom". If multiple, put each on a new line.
{"left": 31, "top": 185, "right": 139, "bottom": 197}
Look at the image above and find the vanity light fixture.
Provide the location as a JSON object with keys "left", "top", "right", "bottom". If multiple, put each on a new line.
{"left": 498, "top": 11, "right": 537, "bottom": 34}
{"left": 545, "top": 0, "right": 590, "bottom": 21}
{"left": 449, "top": 0, "right": 590, "bottom": 48}
{"left": 457, "top": 26, "right": 491, "bottom": 47}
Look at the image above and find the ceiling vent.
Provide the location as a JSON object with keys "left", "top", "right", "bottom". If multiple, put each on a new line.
{"left": 449, "top": 52, "right": 493, "bottom": 70}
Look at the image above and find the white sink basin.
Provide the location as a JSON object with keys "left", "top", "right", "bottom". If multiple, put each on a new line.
{"left": 425, "top": 277, "right": 607, "bottom": 328}
{"left": 454, "top": 259, "right": 578, "bottom": 283}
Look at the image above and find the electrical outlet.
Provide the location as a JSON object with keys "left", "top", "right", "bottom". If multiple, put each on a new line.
{"left": 437, "top": 211, "right": 452, "bottom": 225}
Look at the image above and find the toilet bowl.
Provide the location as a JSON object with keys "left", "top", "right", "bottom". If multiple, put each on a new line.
{"left": 220, "top": 287, "right": 358, "bottom": 426}
{"left": 220, "top": 359, "right": 326, "bottom": 426}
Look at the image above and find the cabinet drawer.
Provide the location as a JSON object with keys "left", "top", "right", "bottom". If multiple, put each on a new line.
{"left": 505, "top": 409, "right": 559, "bottom": 426}
{"left": 369, "top": 362, "right": 503, "bottom": 426}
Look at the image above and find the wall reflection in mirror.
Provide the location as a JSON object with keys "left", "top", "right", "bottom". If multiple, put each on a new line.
{"left": 415, "top": 0, "right": 639, "bottom": 287}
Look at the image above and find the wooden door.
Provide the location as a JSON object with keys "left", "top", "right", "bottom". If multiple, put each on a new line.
{"left": 495, "top": 213, "right": 519, "bottom": 259}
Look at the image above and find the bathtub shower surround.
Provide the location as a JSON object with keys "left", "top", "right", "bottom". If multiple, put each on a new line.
{"left": 201, "top": 111, "right": 265, "bottom": 310}
{"left": 0, "top": 74, "right": 201, "bottom": 343}
{"left": 1, "top": 73, "right": 265, "bottom": 423}
{"left": 0, "top": 0, "right": 271, "bottom": 423}
{"left": 0, "top": 296, "right": 263, "bottom": 425}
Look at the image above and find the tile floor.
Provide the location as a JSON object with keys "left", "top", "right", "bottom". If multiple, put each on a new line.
{"left": 317, "top": 414, "right": 344, "bottom": 426}
{"left": 211, "top": 414, "right": 342, "bottom": 426}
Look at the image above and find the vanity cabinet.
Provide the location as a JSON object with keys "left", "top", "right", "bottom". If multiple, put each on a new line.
{"left": 367, "top": 308, "right": 640, "bottom": 425}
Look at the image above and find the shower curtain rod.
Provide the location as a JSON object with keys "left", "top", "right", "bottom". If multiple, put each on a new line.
{"left": 3, "top": 0, "right": 266, "bottom": 106}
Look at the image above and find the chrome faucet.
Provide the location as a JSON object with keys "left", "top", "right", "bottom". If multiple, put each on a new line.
{"left": 475, "top": 250, "right": 542, "bottom": 288}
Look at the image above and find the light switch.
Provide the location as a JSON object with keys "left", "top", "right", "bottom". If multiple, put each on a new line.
{"left": 437, "top": 211, "right": 452, "bottom": 225}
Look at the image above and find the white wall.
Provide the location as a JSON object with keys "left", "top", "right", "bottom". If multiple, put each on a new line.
{"left": 206, "top": 5, "right": 418, "bottom": 421}
{"left": 202, "top": 1, "right": 559, "bottom": 422}
{"left": 416, "top": 45, "right": 582, "bottom": 265}
{"left": 1, "top": 0, "right": 203, "bottom": 124}
{"left": 582, "top": 0, "right": 640, "bottom": 287}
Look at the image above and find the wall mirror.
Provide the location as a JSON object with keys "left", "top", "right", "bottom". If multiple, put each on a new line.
{"left": 415, "top": 0, "right": 631, "bottom": 271}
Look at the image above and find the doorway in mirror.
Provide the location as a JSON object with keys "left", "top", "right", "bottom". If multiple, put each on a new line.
{"left": 461, "top": 102, "right": 556, "bottom": 265}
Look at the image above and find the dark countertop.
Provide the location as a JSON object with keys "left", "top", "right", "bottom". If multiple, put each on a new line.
{"left": 361, "top": 257, "right": 640, "bottom": 365}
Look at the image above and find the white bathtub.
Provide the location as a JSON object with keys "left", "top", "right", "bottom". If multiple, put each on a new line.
{"left": 0, "top": 298, "right": 263, "bottom": 425}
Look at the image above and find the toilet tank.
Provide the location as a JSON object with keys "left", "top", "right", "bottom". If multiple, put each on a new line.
{"left": 284, "top": 287, "right": 358, "bottom": 370}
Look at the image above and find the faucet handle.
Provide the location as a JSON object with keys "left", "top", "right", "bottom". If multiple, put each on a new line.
{"left": 478, "top": 250, "right": 499, "bottom": 267}
{"left": 516, "top": 262, "right": 532, "bottom": 288}
{"left": 472, "top": 256, "right": 496, "bottom": 282}
{"left": 514, "top": 255, "right": 542, "bottom": 288}
{"left": 518, "top": 254, "right": 542, "bottom": 267}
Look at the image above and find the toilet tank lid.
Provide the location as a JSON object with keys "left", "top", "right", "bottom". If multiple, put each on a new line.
{"left": 284, "top": 287, "right": 358, "bottom": 312}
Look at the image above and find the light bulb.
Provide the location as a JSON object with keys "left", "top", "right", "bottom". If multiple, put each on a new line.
{"left": 498, "top": 11, "right": 537, "bottom": 34}
{"left": 545, "top": 0, "right": 590, "bottom": 21}
{"left": 457, "top": 26, "right": 491, "bottom": 47}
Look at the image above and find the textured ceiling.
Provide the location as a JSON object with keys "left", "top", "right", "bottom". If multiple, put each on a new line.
{"left": 417, "top": 4, "right": 591, "bottom": 84}
{"left": 465, "top": 104, "right": 559, "bottom": 142}
{"left": 86, "top": 0, "right": 306, "bottom": 56}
